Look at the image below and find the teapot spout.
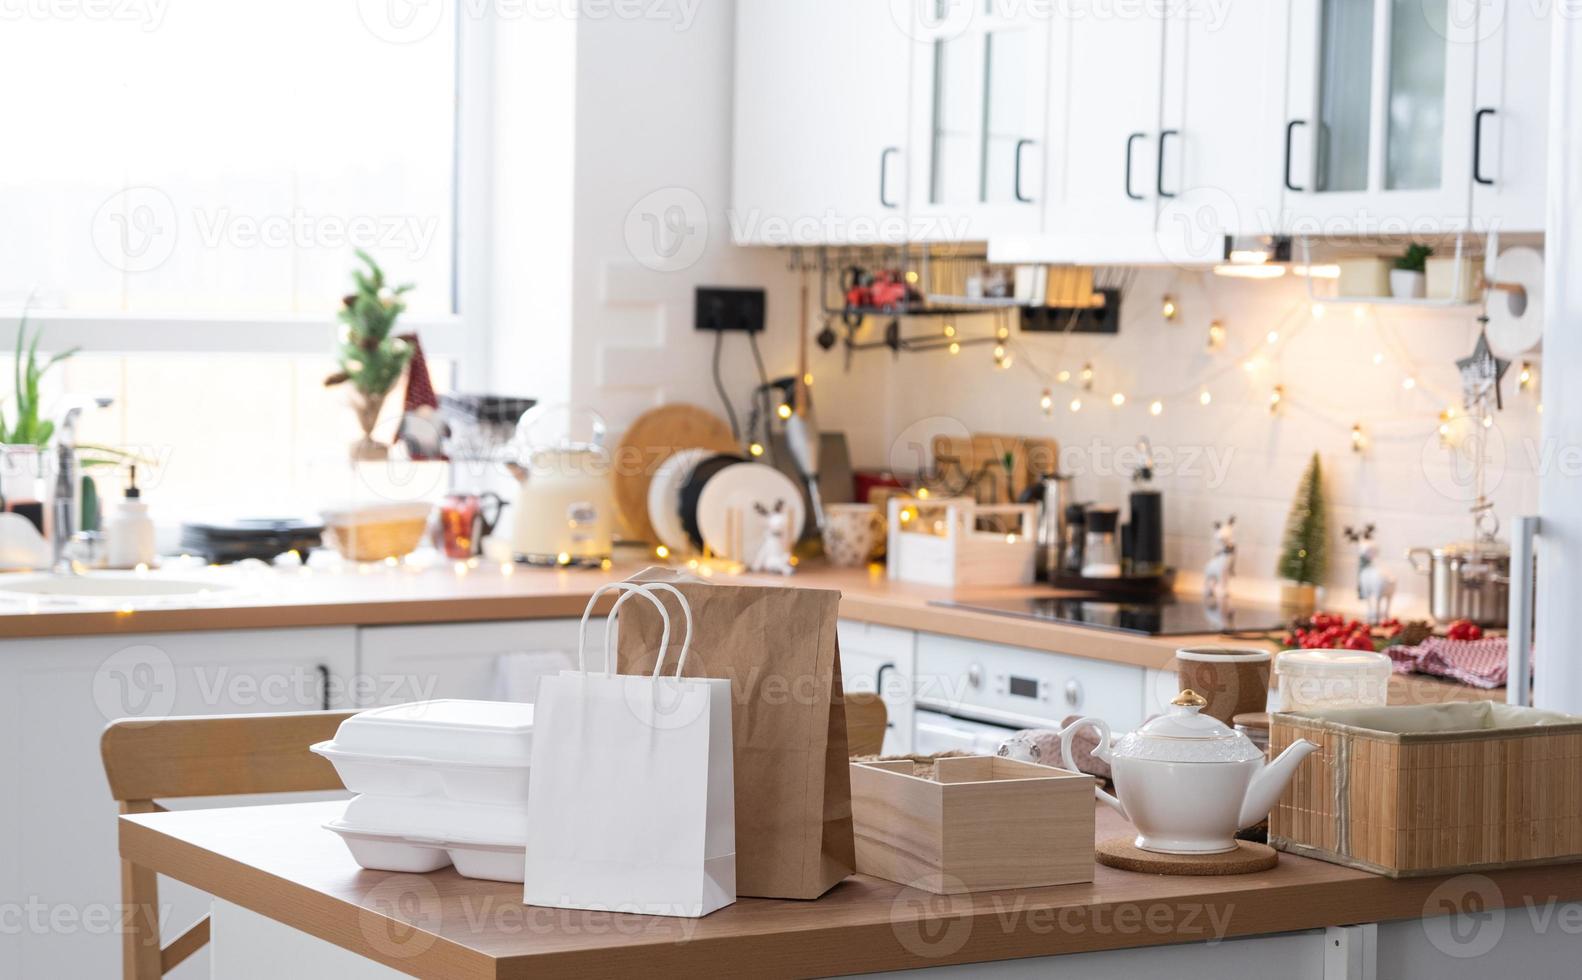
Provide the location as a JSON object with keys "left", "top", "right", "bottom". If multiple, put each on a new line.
{"left": 1239, "top": 739, "right": 1318, "bottom": 829}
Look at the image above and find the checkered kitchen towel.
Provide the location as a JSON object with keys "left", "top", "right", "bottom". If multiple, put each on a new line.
{"left": 1387, "top": 636, "right": 1515, "bottom": 689}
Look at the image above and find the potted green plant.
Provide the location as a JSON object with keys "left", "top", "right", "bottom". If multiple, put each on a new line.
{"left": 1, "top": 310, "right": 79, "bottom": 509}
{"left": 1390, "top": 243, "right": 1433, "bottom": 299}
{"left": 324, "top": 250, "right": 414, "bottom": 461}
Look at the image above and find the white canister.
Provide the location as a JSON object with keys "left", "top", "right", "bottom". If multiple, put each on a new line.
{"left": 1274, "top": 649, "right": 1392, "bottom": 712}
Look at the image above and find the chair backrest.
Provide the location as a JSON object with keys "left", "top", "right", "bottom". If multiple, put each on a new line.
{"left": 102, "top": 710, "right": 355, "bottom": 979}
{"left": 843, "top": 693, "right": 889, "bottom": 757}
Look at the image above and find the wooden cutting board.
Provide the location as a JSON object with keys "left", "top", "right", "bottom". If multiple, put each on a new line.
{"left": 612, "top": 404, "right": 738, "bottom": 543}
{"left": 930, "top": 433, "right": 1060, "bottom": 503}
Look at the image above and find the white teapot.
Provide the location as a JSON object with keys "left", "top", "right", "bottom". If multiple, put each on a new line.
{"left": 1060, "top": 690, "right": 1317, "bottom": 854}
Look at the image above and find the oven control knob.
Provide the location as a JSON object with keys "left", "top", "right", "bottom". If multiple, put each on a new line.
{"left": 1064, "top": 679, "right": 1082, "bottom": 708}
{"left": 967, "top": 664, "right": 983, "bottom": 689}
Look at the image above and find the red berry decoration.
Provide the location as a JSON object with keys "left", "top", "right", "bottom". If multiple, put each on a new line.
{"left": 1446, "top": 620, "right": 1483, "bottom": 642}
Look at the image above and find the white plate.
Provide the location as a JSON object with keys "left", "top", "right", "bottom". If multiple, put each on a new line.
{"left": 647, "top": 447, "right": 712, "bottom": 555}
{"left": 696, "top": 462, "right": 804, "bottom": 562}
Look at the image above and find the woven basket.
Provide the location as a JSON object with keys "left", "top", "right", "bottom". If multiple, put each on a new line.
{"left": 1269, "top": 702, "right": 1582, "bottom": 877}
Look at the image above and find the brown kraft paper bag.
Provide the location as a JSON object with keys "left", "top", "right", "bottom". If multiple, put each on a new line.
{"left": 615, "top": 574, "right": 854, "bottom": 900}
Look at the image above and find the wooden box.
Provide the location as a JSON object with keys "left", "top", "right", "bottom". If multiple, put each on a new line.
{"left": 885, "top": 496, "right": 1036, "bottom": 588}
{"left": 1269, "top": 702, "right": 1582, "bottom": 877}
{"left": 851, "top": 755, "right": 1094, "bottom": 894}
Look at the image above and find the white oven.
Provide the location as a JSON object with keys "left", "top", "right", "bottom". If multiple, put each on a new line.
{"left": 913, "top": 708, "right": 1026, "bottom": 755}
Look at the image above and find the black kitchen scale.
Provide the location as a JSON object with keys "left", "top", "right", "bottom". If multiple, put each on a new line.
{"left": 931, "top": 595, "right": 1288, "bottom": 637}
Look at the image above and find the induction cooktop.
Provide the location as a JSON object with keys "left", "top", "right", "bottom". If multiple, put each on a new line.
{"left": 931, "top": 595, "right": 1289, "bottom": 637}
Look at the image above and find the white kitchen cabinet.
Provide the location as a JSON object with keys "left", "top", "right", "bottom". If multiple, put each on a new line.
{"left": 837, "top": 619, "right": 915, "bottom": 754}
{"left": 1281, "top": 0, "right": 1478, "bottom": 234}
{"left": 1156, "top": 0, "right": 1292, "bottom": 262}
{"left": 904, "top": 1, "right": 1054, "bottom": 241}
{"left": 0, "top": 628, "right": 356, "bottom": 980}
{"left": 1470, "top": 0, "right": 1550, "bottom": 232}
{"left": 731, "top": 0, "right": 917, "bottom": 245}
{"left": 1044, "top": 12, "right": 1168, "bottom": 262}
{"left": 355, "top": 618, "right": 593, "bottom": 707}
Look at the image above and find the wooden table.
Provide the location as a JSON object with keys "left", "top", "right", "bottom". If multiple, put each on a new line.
{"left": 120, "top": 801, "right": 1581, "bottom": 979}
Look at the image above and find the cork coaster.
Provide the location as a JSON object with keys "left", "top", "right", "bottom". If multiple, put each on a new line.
{"left": 1096, "top": 838, "right": 1278, "bottom": 876}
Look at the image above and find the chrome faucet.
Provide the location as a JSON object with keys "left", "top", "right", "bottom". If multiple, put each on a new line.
{"left": 51, "top": 396, "right": 113, "bottom": 572}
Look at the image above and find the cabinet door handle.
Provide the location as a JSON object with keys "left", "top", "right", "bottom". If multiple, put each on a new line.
{"left": 1014, "top": 138, "right": 1035, "bottom": 203}
{"left": 1473, "top": 108, "right": 1496, "bottom": 186}
{"left": 315, "top": 663, "right": 331, "bottom": 711}
{"left": 1156, "top": 129, "right": 1178, "bottom": 199}
{"left": 1284, "top": 120, "right": 1307, "bottom": 192}
{"left": 875, "top": 662, "right": 897, "bottom": 729}
{"left": 1124, "top": 132, "right": 1146, "bottom": 201}
{"left": 879, "top": 147, "right": 899, "bottom": 209}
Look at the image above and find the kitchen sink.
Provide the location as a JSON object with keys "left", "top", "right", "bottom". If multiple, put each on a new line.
{"left": 0, "top": 573, "right": 234, "bottom": 601}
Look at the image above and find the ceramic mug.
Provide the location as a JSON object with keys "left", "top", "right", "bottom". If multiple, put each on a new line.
{"left": 1174, "top": 646, "right": 1271, "bottom": 725}
{"left": 821, "top": 503, "right": 885, "bottom": 567}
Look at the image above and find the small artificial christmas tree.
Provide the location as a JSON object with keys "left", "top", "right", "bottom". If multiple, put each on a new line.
{"left": 325, "top": 250, "right": 414, "bottom": 460}
{"left": 1276, "top": 452, "right": 1328, "bottom": 586}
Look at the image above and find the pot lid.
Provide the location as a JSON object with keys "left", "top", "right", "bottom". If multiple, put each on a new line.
{"left": 1111, "top": 690, "right": 1265, "bottom": 763}
{"left": 1426, "top": 538, "right": 1510, "bottom": 558}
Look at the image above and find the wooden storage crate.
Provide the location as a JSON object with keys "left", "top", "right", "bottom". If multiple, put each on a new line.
{"left": 885, "top": 496, "right": 1036, "bottom": 588}
{"left": 851, "top": 755, "right": 1093, "bottom": 894}
{"left": 1269, "top": 702, "right": 1582, "bottom": 877}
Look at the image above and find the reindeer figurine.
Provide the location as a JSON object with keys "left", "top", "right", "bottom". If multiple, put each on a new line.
{"left": 748, "top": 499, "right": 795, "bottom": 576}
{"left": 1202, "top": 516, "right": 1236, "bottom": 607}
{"left": 1345, "top": 524, "right": 1396, "bottom": 624}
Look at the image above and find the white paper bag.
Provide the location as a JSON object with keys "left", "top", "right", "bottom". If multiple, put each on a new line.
{"left": 524, "top": 582, "right": 736, "bottom": 917}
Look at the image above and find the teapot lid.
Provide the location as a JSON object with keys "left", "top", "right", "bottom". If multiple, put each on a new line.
{"left": 1112, "top": 691, "right": 1265, "bottom": 763}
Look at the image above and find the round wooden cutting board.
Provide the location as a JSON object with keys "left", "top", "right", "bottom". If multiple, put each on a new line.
{"left": 612, "top": 404, "right": 738, "bottom": 544}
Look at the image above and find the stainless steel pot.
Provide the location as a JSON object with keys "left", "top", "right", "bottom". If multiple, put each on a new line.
{"left": 1407, "top": 541, "right": 1511, "bottom": 627}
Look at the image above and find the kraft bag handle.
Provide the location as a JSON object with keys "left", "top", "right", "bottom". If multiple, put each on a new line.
{"left": 577, "top": 582, "right": 669, "bottom": 676}
{"left": 604, "top": 582, "right": 695, "bottom": 679}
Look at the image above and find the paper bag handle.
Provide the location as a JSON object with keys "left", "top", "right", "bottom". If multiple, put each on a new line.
{"left": 577, "top": 582, "right": 669, "bottom": 676}
{"left": 604, "top": 582, "right": 695, "bottom": 678}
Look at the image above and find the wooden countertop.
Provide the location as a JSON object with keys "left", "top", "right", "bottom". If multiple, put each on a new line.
{"left": 121, "top": 800, "right": 1580, "bottom": 979}
{"left": 0, "top": 561, "right": 1507, "bottom": 702}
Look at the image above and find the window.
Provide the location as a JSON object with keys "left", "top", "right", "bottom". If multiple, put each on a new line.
{"left": 0, "top": 1, "right": 457, "bottom": 316}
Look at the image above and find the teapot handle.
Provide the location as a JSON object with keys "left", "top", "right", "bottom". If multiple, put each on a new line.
{"left": 1060, "top": 716, "right": 1127, "bottom": 821}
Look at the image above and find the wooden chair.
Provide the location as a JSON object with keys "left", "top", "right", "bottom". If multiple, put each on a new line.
{"left": 844, "top": 692, "right": 889, "bottom": 757}
{"left": 101, "top": 711, "right": 356, "bottom": 979}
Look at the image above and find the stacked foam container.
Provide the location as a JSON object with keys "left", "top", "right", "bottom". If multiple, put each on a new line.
{"left": 312, "top": 700, "right": 534, "bottom": 882}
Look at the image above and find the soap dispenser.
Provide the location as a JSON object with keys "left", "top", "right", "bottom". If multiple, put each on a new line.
{"left": 106, "top": 466, "right": 156, "bottom": 569}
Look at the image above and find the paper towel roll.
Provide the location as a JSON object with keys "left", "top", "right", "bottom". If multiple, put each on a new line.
{"left": 1486, "top": 246, "right": 1544, "bottom": 356}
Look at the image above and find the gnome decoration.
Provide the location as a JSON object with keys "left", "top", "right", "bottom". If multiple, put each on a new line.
{"left": 394, "top": 333, "right": 447, "bottom": 460}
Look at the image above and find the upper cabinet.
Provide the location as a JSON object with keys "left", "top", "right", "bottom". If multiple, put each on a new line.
{"left": 1280, "top": 0, "right": 1478, "bottom": 231}
{"left": 731, "top": 0, "right": 916, "bottom": 246}
{"left": 905, "top": 2, "right": 1054, "bottom": 241}
{"left": 731, "top": 0, "right": 1549, "bottom": 251}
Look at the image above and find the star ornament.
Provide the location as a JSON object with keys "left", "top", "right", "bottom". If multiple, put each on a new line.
{"left": 1457, "top": 326, "right": 1510, "bottom": 412}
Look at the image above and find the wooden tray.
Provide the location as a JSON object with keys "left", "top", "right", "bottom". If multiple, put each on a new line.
{"left": 851, "top": 755, "right": 1093, "bottom": 894}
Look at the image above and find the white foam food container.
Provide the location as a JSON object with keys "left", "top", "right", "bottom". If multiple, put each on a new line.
{"left": 1275, "top": 649, "right": 1392, "bottom": 712}
{"left": 324, "top": 821, "right": 527, "bottom": 882}
{"left": 311, "top": 700, "right": 534, "bottom": 804}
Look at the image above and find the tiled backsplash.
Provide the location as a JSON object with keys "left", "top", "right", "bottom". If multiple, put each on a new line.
{"left": 822, "top": 269, "right": 1541, "bottom": 616}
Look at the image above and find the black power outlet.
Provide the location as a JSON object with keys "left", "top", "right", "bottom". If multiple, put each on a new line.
{"left": 695, "top": 287, "right": 766, "bottom": 333}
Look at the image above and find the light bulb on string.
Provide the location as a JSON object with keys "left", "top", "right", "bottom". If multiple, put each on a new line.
{"left": 1161, "top": 295, "right": 1178, "bottom": 321}
{"left": 1056, "top": 369, "right": 1071, "bottom": 383}
{"left": 1040, "top": 389, "right": 1053, "bottom": 414}
{"left": 1206, "top": 320, "right": 1227, "bottom": 351}
{"left": 1111, "top": 392, "right": 1126, "bottom": 407}
{"left": 1069, "top": 398, "right": 1083, "bottom": 413}
{"left": 948, "top": 341, "right": 961, "bottom": 355}
{"left": 1266, "top": 330, "right": 1280, "bottom": 345}
{"left": 1149, "top": 400, "right": 1163, "bottom": 416}
{"left": 1269, "top": 384, "right": 1285, "bottom": 415}
{"left": 1519, "top": 361, "right": 1536, "bottom": 391}
{"left": 1350, "top": 423, "right": 1367, "bottom": 453}
{"left": 1199, "top": 390, "right": 1212, "bottom": 406}
{"left": 943, "top": 323, "right": 957, "bottom": 339}
{"left": 1402, "top": 376, "right": 1417, "bottom": 391}
{"left": 1080, "top": 363, "right": 1094, "bottom": 390}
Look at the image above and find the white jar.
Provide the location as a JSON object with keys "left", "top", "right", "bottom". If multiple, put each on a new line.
{"left": 1274, "top": 649, "right": 1392, "bottom": 712}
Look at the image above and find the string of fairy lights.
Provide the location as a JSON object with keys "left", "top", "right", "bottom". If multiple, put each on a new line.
{"left": 929, "top": 291, "right": 1542, "bottom": 454}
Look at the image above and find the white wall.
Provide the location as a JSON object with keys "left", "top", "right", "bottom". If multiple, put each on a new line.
{"left": 846, "top": 270, "right": 1542, "bottom": 615}
{"left": 561, "top": 1, "right": 889, "bottom": 444}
